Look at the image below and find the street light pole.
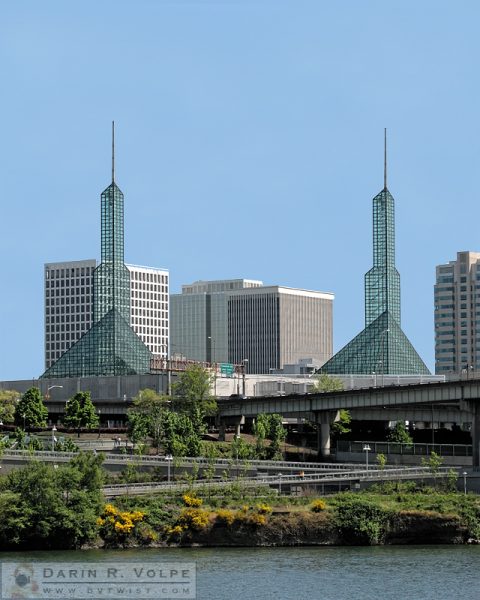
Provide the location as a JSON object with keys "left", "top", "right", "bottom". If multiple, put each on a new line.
{"left": 166, "top": 454, "right": 173, "bottom": 483}
{"left": 363, "top": 444, "right": 371, "bottom": 472}
{"left": 242, "top": 358, "right": 249, "bottom": 397}
{"left": 463, "top": 471, "right": 468, "bottom": 495}
{"left": 208, "top": 336, "right": 217, "bottom": 396}
{"left": 52, "top": 425, "right": 57, "bottom": 451}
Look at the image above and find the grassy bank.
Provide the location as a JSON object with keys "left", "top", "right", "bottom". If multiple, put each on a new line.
{"left": 98, "top": 481, "right": 480, "bottom": 548}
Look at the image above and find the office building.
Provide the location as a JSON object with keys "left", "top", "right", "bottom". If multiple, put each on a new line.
{"left": 44, "top": 260, "right": 97, "bottom": 369}
{"left": 170, "top": 279, "right": 263, "bottom": 363}
{"left": 171, "top": 279, "right": 333, "bottom": 373}
{"left": 321, "top": 130, "right": 429, "bottom": 375}
{"left": 42, "top": 124, "right": 164, "bottom": 378}
{"left": 228, "top": 286, "right": 333, "bottom": 373}
{"left": 434, "top": 251, "right": 480, "bottom": 374}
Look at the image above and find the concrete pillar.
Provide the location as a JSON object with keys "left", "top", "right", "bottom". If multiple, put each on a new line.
{"left": 317, "top": 423, "right": 331, "bottom": 458}
{"left": 218, "top": 423, "right": 226, "bottom": 442}
{"left": 235, "top": 422, "right": 241, "bottom": 438}
{"left": 472, "top": 402, "right": 480, "bottom": 471}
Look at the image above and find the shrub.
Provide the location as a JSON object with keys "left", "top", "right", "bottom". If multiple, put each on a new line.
{"left": 177, "top": 508, "right": 210, "bottom": 531}
{"left": 311, "top": 499, "right": 328, "bottom": 513}
{"left": 335, "top": 495, "right": 390, "bottom": 545}
{"left": 256, "top": 503, "right": 273, "bottom": 515}
{"left": 215, "top": 509, "right": 236, "bottom": 526}
{"left": 182, "top": 494, "right": 203, "bottom": 507}
{"left": 97, "top": 504, "right": 145, "bottom": 545}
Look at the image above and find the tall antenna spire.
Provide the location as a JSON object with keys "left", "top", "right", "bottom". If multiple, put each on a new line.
{"left": 112, "top": 121, "right": 115, "bottom": 183}
{"left": 384, "top": 127, "right": 387, "bottom": 190}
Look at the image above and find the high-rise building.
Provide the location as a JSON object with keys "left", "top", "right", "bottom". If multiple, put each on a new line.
{"left": 321, "top": 130, "right": 429, "bottom": 375}
{"left": 170, "top": 279, "right": 263, "bottom": 363}
{"left": 170, "top": 279, "right": 333, "bottom": 373}
{"left": 44, "top": 262, "right": 169, "bottom": 370}
{"left": 44, "top": 260, "right": 97, "bottom": 369}
{"left": 228, "top": 286, "right": 333, "bottom": 373}
{"left": 434, "top": 251, "right": 480, "bottom": 374}
{"left": 42, "top": 124, "right": 163, "bottom": 378}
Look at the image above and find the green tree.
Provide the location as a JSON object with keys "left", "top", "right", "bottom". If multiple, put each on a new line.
{"left": 173, "top": 364, "right": 217, "bottom": 432}
{"left": 161, "top": 411, "right": 202, "bottom": 457}
{"left": 387, "top": 422, "right": 413, "bottom": 445}
{"left": 331, "top": 409, "right": 352, "bottom": 438}
{"left": 1, "top": 454, "right": 104, "bottom": 549}
{"left": 129, "top": 389, "right": 171, "bottom": 453}
{"left": 376, "top": 453, "right": 387, "bottom": 470}
{"left": 14, "top": 388, "right": 48, "bottom": 429}
{"left": 64, "top": 392, "right": 99, "bottom": 435}
{"left": 0, "top": 390, "right": 21, "bottom": 424}
{"left": 313, "top": 373, "right": 344, "bottom": 392}
{"left": 253, "top": 413, "right": 286, "bottom": 460}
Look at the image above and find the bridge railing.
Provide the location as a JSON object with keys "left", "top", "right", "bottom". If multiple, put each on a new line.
{"left": 337, "top": 440, "right": 472, "bottom": 457}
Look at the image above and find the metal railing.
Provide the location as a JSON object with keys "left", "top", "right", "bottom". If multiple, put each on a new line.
{"left": 101, "top": 465, "right": 453, "bottom": 496}
{"left": 337, "top": 440, "right": 473, "bottom": 457}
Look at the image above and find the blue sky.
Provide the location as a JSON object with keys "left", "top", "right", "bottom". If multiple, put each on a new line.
{"left": 1, "top": 0, "right": 479, "bottom": 380}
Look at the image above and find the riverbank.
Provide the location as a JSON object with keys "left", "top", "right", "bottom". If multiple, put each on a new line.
{"left": 92, "top": 482, "right": 480, "bottom": 549}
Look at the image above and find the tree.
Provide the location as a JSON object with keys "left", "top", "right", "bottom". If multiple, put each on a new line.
{"left": 14, "top": 388, "right": 48, "bottom": 429}
{"left": 376, "top": 453, "right": 387, "bottom": 470}
{"left": 331, "top": 409, "right": 352, "bottom": 438}
{"left": 161, "top": 412, "right": 202, "bottom": 457}
{"left": 173, "top": 364, "right": 217, "bottom": 432}
{"left": 128, "top": 389, "right": 170, "bottom": 453}
{"left": 253, "top": 413, "right": 286, "bottom": 460}
{"left": 313, "top": 373, "right": 344, "bottom": 392}
{"left": 64, "top": 392, "right": 99, "bottom": 435}
{"left": 0, "top": 390, "right": 21, "bottom": 424}
{"left": 387, "top": 422, "right": 413, "bottom": 445}
{"left": 1, "top": 453, "right": 104, "bottom": 549}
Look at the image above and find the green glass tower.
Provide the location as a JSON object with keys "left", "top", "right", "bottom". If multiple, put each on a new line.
{"left": 42, "top": 124, "right": 152, "bottom": 378}
{"left": 321, "top": 131, "right": 429, "bottom": 375}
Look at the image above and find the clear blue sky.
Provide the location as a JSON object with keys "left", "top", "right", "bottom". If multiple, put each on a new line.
{"left": 1, "top": 0, "right": 479, "bottom": 380}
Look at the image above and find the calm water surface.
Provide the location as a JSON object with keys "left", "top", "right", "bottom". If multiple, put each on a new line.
{"left": 2, "top": 546, "right": 479, "bottom": 600}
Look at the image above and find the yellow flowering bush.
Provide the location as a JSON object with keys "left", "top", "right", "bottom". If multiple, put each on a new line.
{"left": 256, "top": 504, "right": 273, "bottom": 515}
{"left": 182, "top": 494, "right": 203, "bottom": 507}
{"left": 178, "top": 508, "right": 210, "bottom": 531}
{"left": 311, "top": 499, "right": 328, "bottom": 513}
{"left": 215, "top": 509, "right": 236, "bottom": 526}
{"left": 97, "top": 504, "right": 145, "bottom": 544}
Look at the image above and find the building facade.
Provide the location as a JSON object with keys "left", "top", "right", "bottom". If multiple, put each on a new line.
{"left": 434, "top": 251, "right": 480, "bottom": 375}
{"left": 44, "top": 260, "right": 97, "bottom": 369}
{"left": 170, "top": 279, "right": 263, "bottom": 363}
{"left": 228, "top": 286, "right": 334, "bottom": 374}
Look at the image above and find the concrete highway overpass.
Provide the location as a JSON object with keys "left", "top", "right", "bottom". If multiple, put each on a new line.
{"left": 217, "top": 378, "right": 480, "bottom": 469}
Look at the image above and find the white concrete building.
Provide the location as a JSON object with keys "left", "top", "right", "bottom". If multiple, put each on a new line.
{"left": 45, "top": 261, "right": 169, "bottom": 369}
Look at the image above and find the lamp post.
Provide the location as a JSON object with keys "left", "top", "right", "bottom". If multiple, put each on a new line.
{"left": 379, "top": 328, "right": 390, "bottom": 386}
{"left": 46, "top": 384, "right": 63, "bottom": 398}
{"left": 208, "top": 336, "right": 217, "bottom": 396}
{"left": 463, "top": 471, "right": 468, "bottom": 495}
{"left": 52, "top": 425, "right": 57, "bottom": 451}
{"left": 22, "top": 413, "right": 26, "bottom": 431}
{"left": 242, "top": 359, "right": 249, "bottom": 397}
{"left": 165, "top": 454, "right": 173, "bottom": 483}
{"left": 363, "top": 444, "right": 371, "bottom": 472}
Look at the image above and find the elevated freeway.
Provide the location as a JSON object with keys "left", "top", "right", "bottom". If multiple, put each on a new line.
{"left": 217, "top": 378, "right": 480, "bottom": 468}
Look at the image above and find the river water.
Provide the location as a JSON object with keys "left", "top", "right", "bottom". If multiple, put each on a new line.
{"left": 1, "top": 546, "right": 479, "bottom": 600}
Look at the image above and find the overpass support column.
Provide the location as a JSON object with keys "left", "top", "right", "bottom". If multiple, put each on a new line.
{"left": 315, "top": 411, "right": 339, "bottom": 459}
{"left": 472, "top": 403, "right": 480, "bottom": 471}
{"left": 218, "top": 422, "right": 226, "bottom": 442}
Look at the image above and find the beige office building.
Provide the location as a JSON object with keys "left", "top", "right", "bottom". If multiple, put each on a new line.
{"left": 434, "top": 251, "right": 480, "bottom": 374}
{"left": 228, "top": 286, "right": 334, "bottom": 373}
